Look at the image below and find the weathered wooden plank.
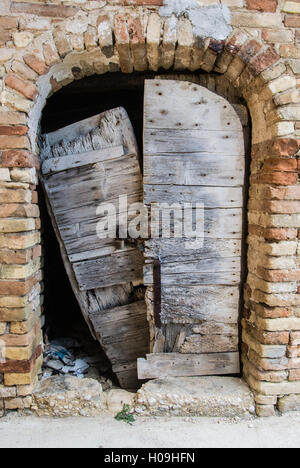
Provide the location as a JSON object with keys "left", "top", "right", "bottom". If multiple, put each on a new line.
{"left": 144, "top": 238, "right": 242, "bottom": 263}
{"left": 144, "top": 80, "right": 244, "bottom": 132}
{"left": 142, "top": 79, "right": 245, "bottom": 375}
{"left": 160, "top": 285, "right": 240, "bottom": 323}
{"left": 137, "top": 352, "right": 240, "bottom": 379}
{"left": 144, "top": 129, "right": 245, "bottom": 155}
{"left": 41, "top": 145, "right": 124, "bottom": 175}
{"left": 72, "top": 247, "right": 144, "bottom": 291}
{"left": 91, "top": 301, "right": 146, "bottom": 326}
{"left": 55, "top": 191, "right": 143, "bottom": 227}
{"left": 45, "top": 155, "right": 141, "bottom": 214}
{"left": 150, "top": 207, "right": 243, "bottom": 239}
{"left": 144, "top": 185, "right": 243, "bottom": 208}
{"left": 143, "top": 154, "right": 244, "bottom": 186}
{"left": 144, "top": 257, "right": 242, "bottom": 286}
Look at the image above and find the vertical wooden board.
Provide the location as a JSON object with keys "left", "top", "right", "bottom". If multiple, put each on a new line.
{"left": 143, "top": 79, "right": 246, "bottom": 376}
{"left": 144, "top": 80, "right": 244, "bottom": 132}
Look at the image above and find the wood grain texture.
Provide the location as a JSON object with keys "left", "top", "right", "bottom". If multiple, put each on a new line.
{"left": 144, "top": 80, "right": 244, "bottom": 132}
{"left": 73, "top": 247, "right": 144, "bottom": 291}
{"left": 41, "top": 107, "right": 149, "bottom": 389}
{"left": 41, "top": 145, "right": 124, "bottom": 175}
{"left": 138, "top": 352, "right": 240, "bottom": 379}
{"left": 143, "top": 79, "right": 245, "bottom": 367}
{"left": 90, "top": 301, "right": 149, "bottom": 389}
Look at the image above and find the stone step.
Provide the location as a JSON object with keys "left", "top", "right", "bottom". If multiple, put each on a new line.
{"left": 134, "top": 377, "right": 255, "bottom": 418}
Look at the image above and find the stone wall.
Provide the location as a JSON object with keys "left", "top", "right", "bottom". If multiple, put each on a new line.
{"left": 0, "top": 0, "right": 300, "bottom": 417}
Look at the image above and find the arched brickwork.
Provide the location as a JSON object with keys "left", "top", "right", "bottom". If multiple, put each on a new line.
{"left": 1, "top": 1, "right": 300, "bottom": 417}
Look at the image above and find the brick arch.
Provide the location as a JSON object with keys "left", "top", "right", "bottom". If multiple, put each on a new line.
{"left": 25, "top": 21, "right": 288, "bottom": 147}
{"left": 1, "top": 9, "right": 300, "bottom": 416}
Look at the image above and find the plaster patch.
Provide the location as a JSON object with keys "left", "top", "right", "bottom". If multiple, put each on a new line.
{"left": 160, "top": 0, "right": 232, "bottom": 41}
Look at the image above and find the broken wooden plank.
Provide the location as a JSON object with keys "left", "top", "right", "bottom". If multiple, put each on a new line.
{"left": 41, "top": 107, "right": 148, "bottom": 390}
{"left": 90, "top": 301, "right": 149, "bottom": 389}
{"left": 41, "top": 145, "right": 124, "bottom": 175}
{"left": 137, "top": 352, "right": 240, "bottom": 379}
{"left": 43, "top": 107, "right": 139, "bottom": 157}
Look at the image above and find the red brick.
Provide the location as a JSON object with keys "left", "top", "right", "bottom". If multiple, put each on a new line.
{"left": 115, "top": 0, "right": 163, "bottom": 4}
{"left": 42, "top": 43, "right": 59, "bottom": 67}
{"left": 0, "top": 344, "right": 42, "bottom": 374}
{"left": 11, "top": 61, "right": 38, "bottom": 82}
{"left": 280, "top": 44, "right": 300, "bottom": 59}
{"left": 0, "top": 17, "right": 18, "bottom": 30}
{"left": 273, "top": 138, "right": 300, "bottom": 156}
{"left": 289, "top": 369, "right": 300, "bottom": 381}
{"left": 24, "top": 55, "right": 48, "bottom": 76}
{"left": 285, "top": 15, "right": 300, "bottom": 28}
{"left": 31, "top": 191, "right": 38, "bottom": 204}
{"left": 0, "top": 126, "right": 28, "bottom": 136}
{"left": 11, "top": 2, "right": 79, "bottom": 18}
{"left": 247, "top": 0, "right": 277, "bottom": 12}
{"left": 262, "top": 158, "right": 297, "bottom": 172}
{"left": 1, "top": 320, "right": 41, "bottom": 347}
{"left": 246, "top": 323, "right": 289, "bottom": 345}
{"left": 249, "top": 225, "right": 298, "bottom": 240}
{"left": 265, "top": 228, "right": 298, "bottom": 241}
{"left": 32, "top": 245, "right": 41, "bottom": 260}
{"left": 256, "top": 172, "right": 298, "bottom": 185}
{"left": 128, "top": 17, "right": 145, "bottom": 45}
{"left": 254, "top": 303, "right": 291, "bottom": 319}
{"left": 249, "top": 47, "right": 280, "bottom": 76}
{"left": 5, "top": 75, "right": 38, "bottom": 101}
{"left": 0, "top": 28, "right": 11, "bottom": 46}
{"left": 287, "top": 346, "right": 300, "bottom": 358}
{"left": 0, "top": 248, "right": 33, "bottom": 265}
{"left": 263, "top": 200, "right": 300, "bottom": 214}
{"left": 0, "top": 203, "right": 38, "bottom": 218}
{"left": 239, "top": 39, "right": 263, "bottom": 64}
{"left": 257, "top": 267, "right": 300, "bottom": 282}
{"left": 225, "top": 31, "right": 248, "bottom": 55}
{"left": 0, "top": 150, "right": 39, "bottom": 169}
{"left": 50, "top": 76, "right": 62, "bottom": 94}
{"left": 0, "top": 274, "right": 40, "bottom": 296}
{"left": 0, "top": 135, "right": 30, "bottom": 150}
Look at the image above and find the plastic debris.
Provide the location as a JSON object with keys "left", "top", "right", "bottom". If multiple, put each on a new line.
{"left": 41, "top": 336, "right": 113, "bottom": 391}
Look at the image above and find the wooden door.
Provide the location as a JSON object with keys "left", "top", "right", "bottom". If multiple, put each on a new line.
{"left": 139, "top": 80, "right": 245, "bottom": 378}
{"left": 40, "top": 108, "right": 149, "bottom": 389}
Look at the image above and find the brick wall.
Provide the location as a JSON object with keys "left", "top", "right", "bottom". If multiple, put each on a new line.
{"left": 0, "top": 0, "right": 300, "bottom": 416}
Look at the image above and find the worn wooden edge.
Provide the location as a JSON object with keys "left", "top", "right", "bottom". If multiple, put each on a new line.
{"left": 41, "top": 145, "right": 125, "bottom": 175}
{"left": 45, "top": 107, "right": 129, "bottom": 146}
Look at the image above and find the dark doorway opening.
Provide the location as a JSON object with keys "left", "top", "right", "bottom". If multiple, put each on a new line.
{"left": 40, "top": 72, "right": 155, "bottom": 386}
